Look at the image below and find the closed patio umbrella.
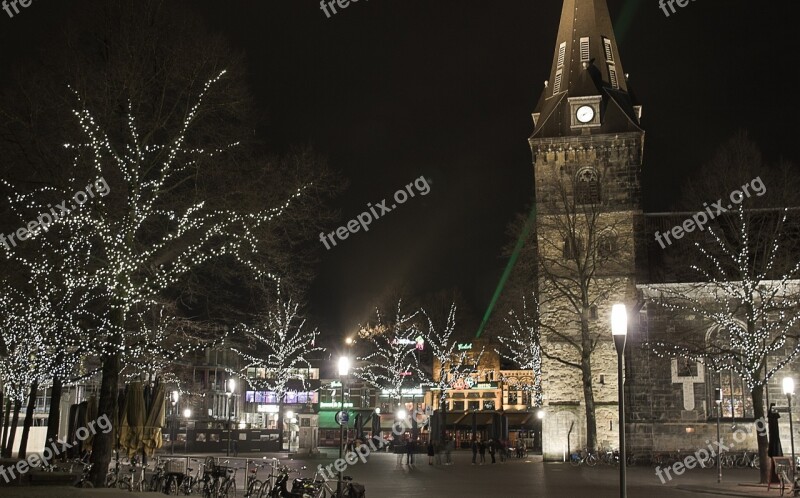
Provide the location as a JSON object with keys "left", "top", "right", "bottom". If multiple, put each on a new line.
{"left": 120, "top": 382, "right": 146, "bottom": 458}
{"left": 142, "top": 382, "right": 165, "bottom": 457}
{"left": 82, "top": 395, "right": 98, "bottom": 452}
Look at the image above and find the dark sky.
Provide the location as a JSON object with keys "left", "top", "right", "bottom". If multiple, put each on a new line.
{"left": 2, "top": 1, "right": 798, "bottom": 339}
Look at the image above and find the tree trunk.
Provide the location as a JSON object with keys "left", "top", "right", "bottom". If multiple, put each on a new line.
{"left": 580, "top": 318, "right": 598, "bottom": 452}
{"left": 440, "top": 391, "right": 448, "bottom": 444}
{"left": 753, "top": 384, "right": 770, "bottom": 484}
{"left": 46, "top": 375, "right": 63, "bottom": 451}
{"left": 90, "top": 350, "right": 120, "bottom": 487}
{"left": 18, "top": 380, "right": 39, "bottom": 459}
{"left": 0, "top": 393, "right": 7, "bottom": 457}
{"left": 278, "top": 399, "right": 284, "bottom": 451}
{"left": 5, "top": 399, "right": 22, "bottom": 458}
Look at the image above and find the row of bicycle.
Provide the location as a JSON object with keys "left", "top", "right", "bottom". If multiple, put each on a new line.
{"left": 104, "top": 454, "right": 365, "bottom": 497}
{"left": 569, "top": 448, "right": 762, "bottom": 468}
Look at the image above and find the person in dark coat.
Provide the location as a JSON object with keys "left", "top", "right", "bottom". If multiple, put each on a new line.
{"left": 478, "top": 439, "right": 486, "bottom": 464}
{"left": 406, "top": 437, "right": 415, "bottom": 465}
{"left": 427, "top": 441, "right": 435, "bottom": 465}
{"left": 471, "top": 439, "right": 478, "bottom": 464}
{"left": 488, "top": 439, "right": 496, "bottom": 463}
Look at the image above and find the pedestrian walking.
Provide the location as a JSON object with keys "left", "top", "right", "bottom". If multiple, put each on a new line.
{"left": 445, "top": 437, "right": 453, "bottom": 465}
{"left": 406, "top": 437, "right": 415, "bottom": 465}
{"left": 471, "top": 439, "right": 478, "bottom": 465}
{"left": 498, "top": 439, "right": 505, "bottom": 462}
{"left": 232, "top": 439, "right": 238, "bottom": 457}
{"left": 479, "top": 439, "right": 486, "bottom": 464}
{"left": 488, "top": 439, "right": 496, "bottom": 464}
{"left": 427, "top": 441, "right": 435, "bottom": 465}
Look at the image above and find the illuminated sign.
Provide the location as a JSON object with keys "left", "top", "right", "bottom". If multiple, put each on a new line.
{"left": 393, "top": 336, "right": 425, "bottom": 351}
{"left": 457, "top": 343, "right": 472, "bottom": 351}
{"left": 257, "top": 405, "right": 280, "bottom": 413}
{"left": 320, "top": 402, "right": 353, "bottom": 409}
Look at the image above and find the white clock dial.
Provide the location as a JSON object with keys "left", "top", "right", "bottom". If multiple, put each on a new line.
{"left": 576, "top": 105, "right": 595, "bottom": 123}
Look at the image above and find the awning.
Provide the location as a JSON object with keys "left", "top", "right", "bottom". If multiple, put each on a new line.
{"left": 318, "top": 410, "right": 353, "bottom": 430}
{"left": 504, "top": 412, "right": 533, "bottom": 427}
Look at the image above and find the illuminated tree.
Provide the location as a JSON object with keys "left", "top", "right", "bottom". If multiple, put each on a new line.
{"left": 646, "top": 207, "right": 800, "bottom": 483}
{"left": 354, "top": 301, "right": 421, "bottom": 406}
{"left": 231, "top": 286, "right": 324, "bottom": 450}
{"left": 497, "top": 295, "right": 543, "bottom": 407}
{"left": 418, "top": 303, "right": 483, "bottom": 442}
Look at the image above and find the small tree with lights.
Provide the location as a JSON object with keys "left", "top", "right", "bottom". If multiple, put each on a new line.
{"left": 231, "top": 285, "right": 324, "bottom": 451}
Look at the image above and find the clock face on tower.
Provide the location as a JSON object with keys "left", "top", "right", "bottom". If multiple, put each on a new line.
{"left": 576, "top": 105, "right": 595, "bottom": 123}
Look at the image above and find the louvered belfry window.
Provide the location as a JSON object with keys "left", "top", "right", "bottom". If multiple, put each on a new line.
{"left": 580, "top": 37, "right": 590, "bottom": 62}
{"left": 558, "top": 42, "right": 567, "bottom": 68}
{"left": 608, "top": 64, "right": 619, "bottom": 89}
{"left": 603, "top": 37, "right": 614, "bottom": 62}
{"left": 554, "top": 69, "right": 563, "bottom": 94}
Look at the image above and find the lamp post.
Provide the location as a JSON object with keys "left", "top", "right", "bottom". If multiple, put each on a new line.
{"left": 784, "top": 377, "right": 796, "bottom": 482}
{"left": 286, "top": 410, "right": 295, "bottom": 453}
{"left": 226, "top": 378, "right": 236, "bottom": 457}
{"left": 714, "top": 387, "right": 722, "bottom": 483}
{"left": 171, "top": 391, "right": 180, "bottom": 455}
{"left": 611, "top": 303, "right": 627, "bottom": 498}
{"left": 183, "top": 408, "right": 192, "bottom": 454}
{"left": 337, "top": 356, "right": 351, "bottom": 497}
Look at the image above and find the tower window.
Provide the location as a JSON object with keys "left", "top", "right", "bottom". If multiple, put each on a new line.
{"left": 558, "top": 42, "right": 566, "bottom": 68}
{"left": 575, "top": 168, "right": 601, "bottom": 204}
{"left": 563, "top": 237, "right": 583, "bottom": 259}
{"left": 580, "top": 37, "right": 590, "bottom": 62}
{"left": 553, "top": 69, "right": 563, "bottom": 94}
{"left": 608, "top": 64, "right": 619, "bottom": 89}
{"left": 603, "top": 37, "right": 614, "bottom": 62}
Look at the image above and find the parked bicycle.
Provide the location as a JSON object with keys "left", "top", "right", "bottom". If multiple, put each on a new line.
{"left": 735, "top": 450, "right": 760, "bottom": 469}
{"left": 569, "top": 448, "right": 598, "bottom": 467}
{"left": 178, "top": 458, "right": 204, "bottom": 495}
{"left": 73, "top": 460, "right": 94, "bottom": 488}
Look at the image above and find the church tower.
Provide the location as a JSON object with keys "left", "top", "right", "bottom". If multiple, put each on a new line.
{"left": 530, "top": 0, "right": 644, "bottom": 460}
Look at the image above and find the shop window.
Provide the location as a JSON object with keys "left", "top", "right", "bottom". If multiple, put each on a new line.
{"left": 452, "top": 401, "right": 464, "bottom": 411}
{"left": 508, "top": 392, "right": 518, "bottom": 405}
{"left": 468, "top": 401, "right": 480, "bottom": 411}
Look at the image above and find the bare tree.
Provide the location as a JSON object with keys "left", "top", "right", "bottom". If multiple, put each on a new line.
{"left": 535, "top": 176, "right": 634, "bottom": 452}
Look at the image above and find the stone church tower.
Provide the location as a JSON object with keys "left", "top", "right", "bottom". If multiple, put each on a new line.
{"left": 529, "top": 0, "right": 645, "bottom": 460}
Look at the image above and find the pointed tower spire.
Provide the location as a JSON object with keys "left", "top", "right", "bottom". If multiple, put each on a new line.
{"left": 531, "top": 0, "right": 642, "bottom": 138}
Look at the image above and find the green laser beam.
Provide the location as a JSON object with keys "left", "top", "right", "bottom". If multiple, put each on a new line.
{"left": 475, "top": 202, "right": 537, "bottom": 339}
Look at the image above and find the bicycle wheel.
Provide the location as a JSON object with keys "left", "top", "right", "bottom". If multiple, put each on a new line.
{"left": 569, "top": 453, "right": 581, "bottom": 467}
{"left": 753, "top": 457, "right": 760, "bottom": 470}
{"left": 586, "top": 453, "right": 598, "bottom": 467}
{"left": 256, "top": 479, "right": 273, "bottom": 498}
{"left": 81, "top": 480, "right": 95, "bottom": 488}
{"left": 166, "top": 475, "right": 180, "bottom": 495}
{"left": 220, "top": 479, "right": 235, "bottom": 498}
{"left": 245, "top": 480, "right": 262, "bottom": 498}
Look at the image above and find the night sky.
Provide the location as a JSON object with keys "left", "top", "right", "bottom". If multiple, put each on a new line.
{"left": 2, "top": 0, "right": 798, "bottom": 338}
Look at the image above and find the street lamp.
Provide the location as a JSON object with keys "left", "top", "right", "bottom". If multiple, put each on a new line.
{"left": 611, "top": 303, "right": 627, "bottom": 498}
{"left": 183, "top": 408, "right": 192, "bottom": 454}
{"left": 171, "top": 391, "right": 180, "bottom": 455}
{"left": 784, "top": 377, "right": 796, "bottom": 482}
{"left": 337, "top": 356, "right": 351, "bottom": 497}
{"left": 226, "top": 378, "right": 236, "bottom": 457}
{"left": 714, "top": 387, "right": 722, "bottom": 483}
